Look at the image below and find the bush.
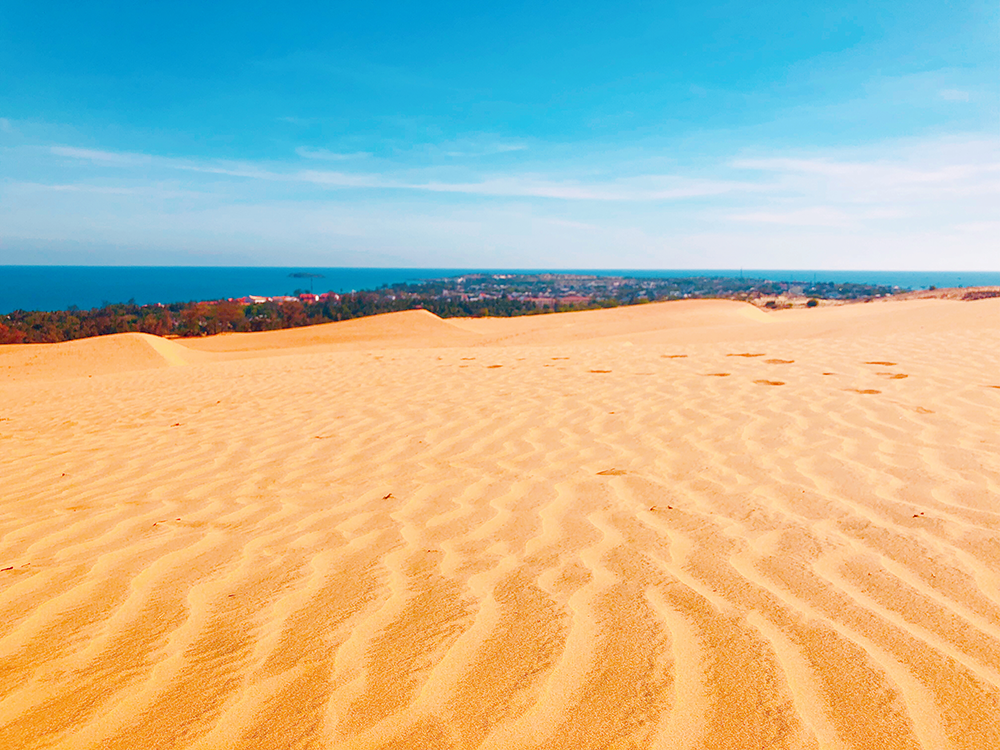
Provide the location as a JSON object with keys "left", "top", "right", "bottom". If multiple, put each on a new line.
{"left": 0, "top": 322, "right": 25, "bottom": 344}
{"left": 806, "top": 298, "right": 819, "bottom": 308}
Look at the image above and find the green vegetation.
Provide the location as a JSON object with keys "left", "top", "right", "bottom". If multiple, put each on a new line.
{"left": 0, "top": 274, "right": 902, "bottom": 344}
{"left": 0, "top": 293, "right": 541, "bottom": 344}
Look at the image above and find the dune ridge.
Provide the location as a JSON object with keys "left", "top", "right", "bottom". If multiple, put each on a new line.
{"left": 1, "top": 299, "right": 999, "bottom": 749}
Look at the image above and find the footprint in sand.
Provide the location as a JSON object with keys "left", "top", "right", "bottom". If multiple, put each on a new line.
{"left": 848, "top": 388, "right": 881, "bottom": 395}
{"left": 986, "top": 385, "right": 1000, "bottom": 390}
{"left": 597, "top": 468, "right": 627, "bottom": 476}
{"left": 865, "top": 361, "right": 897, "bottom": 366}
{"left": 704, "top": 372, "right": 731, "bottom": 377}
{"left": 486, "top": 365, "right": 503, "bottom": 369}
{"left": 754, "top": 379, "right": 785, "bottom": 386}
{"left": 765, "top": 359, "right": 794, "bottom": 364}
{"left": 589, "top": 369, "right": 612, "bottom": 373}
{"left": 727, "top": 353, "right": 766, "bottom": 358}
{"left": 878, "top": 372, "right": 909, "bottom": 379}
{"left": 661, "top": 354, "right": 687, "bottom": 359}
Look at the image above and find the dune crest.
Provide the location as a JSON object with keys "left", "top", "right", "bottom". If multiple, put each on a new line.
{"left": 183, "top": 309, "right": 482, "bottom": 353}
{"left": 0, "top": 332, "right": 208, "bottom": 382}
{"left": 1, "top": 299, "right": 999, "bottom": 749}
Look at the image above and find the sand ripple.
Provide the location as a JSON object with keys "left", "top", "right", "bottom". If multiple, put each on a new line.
{"left": 1, "top": 301, "right": 999, "bottom": 749}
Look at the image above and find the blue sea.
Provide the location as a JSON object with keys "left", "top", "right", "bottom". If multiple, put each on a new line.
{"left": 2, "top": 267, "right": 1000, "bottom": 314}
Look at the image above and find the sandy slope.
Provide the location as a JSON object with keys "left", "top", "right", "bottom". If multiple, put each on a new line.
{"left": 182, "top": 310, "right": 483, "bottom": 354}
{"left": 0, "top": 332, "right": 212, "bottom": 383}
{"left": 1, "top": 299, "right": 999, "bottom": 749}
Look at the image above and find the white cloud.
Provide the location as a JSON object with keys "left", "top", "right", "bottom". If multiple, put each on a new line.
{"left": 407, "top": 175, "right": 748, "bottom": 201}
{"left": 288, "top": 169, "right": 751, "bottom": 201}
{"left": 726, "top": 206, "right": 912, "bottom": 229}
{"left": 940, "top": 89, "right": 971, "bottom": 102}
{"left": 13, "top": 181, "right": 138, "bottom": 195}
{"left": 730, "top": 139, "right": 1000, "bottom": 210}
{"left": 45, "top": 142, "right": 756, "bottom": 201}
{"left": 727, "top": 207, "right": 854, "bottom": 228}
{"left": 954, "top": 221, "right": 1000, "bottom": 233}
{"left": 7, "top": 130, "right": 996, "bottom": 268}
{"left": 443, "top": 142, "right": 528, "bottom": 157}
{"left": 292, "top": 169, "right": 385, "bottom": 188}
{"left": 51, "top": 146, "right": 149, "bottom": 164}
{"left": 295, "top": 147, "right": 371, "bottom": 160}
{"left": 731, "top": 156, "right": 998, "bottom": 189}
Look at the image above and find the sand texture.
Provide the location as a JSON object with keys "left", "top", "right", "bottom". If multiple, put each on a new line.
{"left": 1, "top": 299, "right": 999, "bottom": 749}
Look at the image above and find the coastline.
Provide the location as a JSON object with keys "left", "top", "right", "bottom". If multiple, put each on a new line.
{"left": 4, "top": 266, "right": 1000, "bottom": 315}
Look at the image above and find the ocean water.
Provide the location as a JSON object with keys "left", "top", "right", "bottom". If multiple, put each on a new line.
{"left": 2, "top": 266, "right": 999, "bottom": 314}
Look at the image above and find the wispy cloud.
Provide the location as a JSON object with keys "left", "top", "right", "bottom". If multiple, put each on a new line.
{"left": 51, "top": 146, "right": 150, "bottom": 165}
{"left": 14, "top": 181, "right": 139, "bottom": 195}
{"left": 731, "top": 156, "right": 997, "bottom": 186}
{"left": 52, "top": 146, "right": 285, "bottom": 181}
{"left": 727, "top": 207, "right": 855, "bottom": 228}
{"left": 442, "top": 142, "right": 528, "bottom": 157}
{"left": 8, "top": 130, "right": 995, "bottom": 269}
{"left": 731, "top": 140, "right": 1000, "bottom": 202}
{"left": 408, "top": 175, "right": 746, "bottom": 201}
{"left": 727, "top": 206, "right": 911, "bottom": 228}
{"left": 48, "top": 142, "right": 753, "bottom": 201}
{"left": 940, "top": 89, "right": 971, "bottom": 102}
{"left": 295, "top": 147, "right": 371, "bottom": 160}
{"left": 719, "top": 137, "right": 1000, "bottom": 237}
{"left": 954, "top": 221, "right": 1000, "bottom": 233}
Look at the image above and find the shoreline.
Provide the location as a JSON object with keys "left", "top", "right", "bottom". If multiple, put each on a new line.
{"left": 3, "top": 275, "right": 998, "bottom": 346}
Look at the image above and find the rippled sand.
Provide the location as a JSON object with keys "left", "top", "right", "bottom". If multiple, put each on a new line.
{"left": 1, "top": 299, "right": 999, "bottom": 749}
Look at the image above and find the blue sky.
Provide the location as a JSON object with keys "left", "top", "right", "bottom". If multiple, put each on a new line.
{"left": 1, "top": 0, "right": 997, "bottom": 268}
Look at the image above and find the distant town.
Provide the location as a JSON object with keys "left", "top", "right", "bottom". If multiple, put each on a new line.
{"left": 361, "top": 273, "right": 903, "bottom": 307}
{"left": 0, "top": 271, "right": 949, "bottom": 345}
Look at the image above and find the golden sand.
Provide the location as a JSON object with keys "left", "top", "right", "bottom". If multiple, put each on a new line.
{"left": 1, "top": 299, "right": 999, "bottom": 749}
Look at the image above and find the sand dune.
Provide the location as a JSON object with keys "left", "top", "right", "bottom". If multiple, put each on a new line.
{"left": 183, "top": 309, "right": 483, "bottom": 353}
{"left": 0, "top": 332, "right": 210, "bottom": 383}
{"left": 448, "top": 298, "right": 772, "bottom": 345}
{"left": 1, "top": 299, "right": 999, "bottom": 749}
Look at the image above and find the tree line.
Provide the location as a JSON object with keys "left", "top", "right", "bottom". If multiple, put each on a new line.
{"left": 0, "top": 274, "right": 903, "bottom": 345}
{"left": 0, "top": 292, "right": 604, "bottom": 345}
